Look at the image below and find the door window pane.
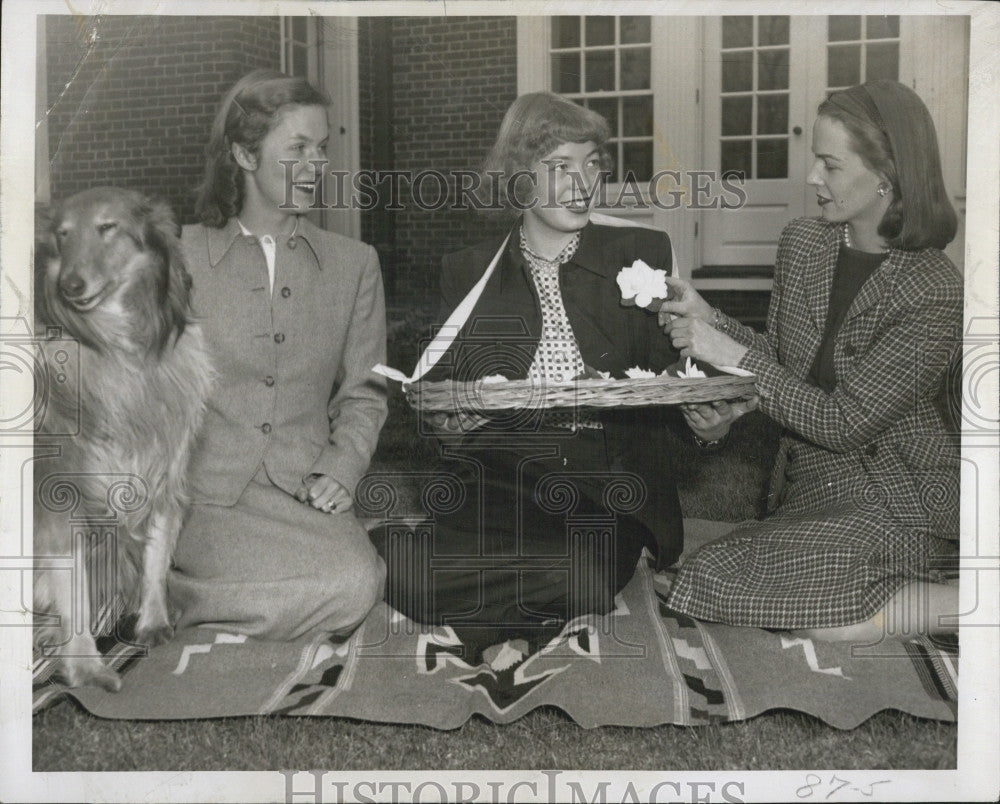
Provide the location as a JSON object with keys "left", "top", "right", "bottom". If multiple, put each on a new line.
{"left": 827, "top": 16, "right": 899, "bottom": 89}
{"left": 722, "top": 96, "right": 753, "bottom": 136}
{"left": 828, "top": 44, "right": 861, "bottom": 87}
{"left": 757, "top": 94, "right": 788, "bottom": 135}
{"left": 758, "top": 16, "right": 789, "bottom": 46}
{"left": 866, "top": 42, "right": 899, "bottom": 81}
{"left": 721, "top": 140, "right": 752, "bottom": 178}
{"left": 722, "top": 50, "right": 753, "bottom": 92}
{"left": 758, "top": 49, "right": 789, "bottom": 91}
{"left": 757, "top": 138, "right": 788, "bottom": 179}
{"left": 866, "top": 16, "right": 899, "bottom": 39}
{"left": 828, "top": 16, "right": 861, "bottom": 42}
{"left": 722, "top": 16, "right": 753, "bottom": 49}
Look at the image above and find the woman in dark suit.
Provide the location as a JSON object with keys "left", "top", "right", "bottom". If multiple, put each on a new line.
{"left": 660, "top": 80, "right": 961, "bottom": 641}
{"left": 376, "top": 92, "right": 751, "bottom": 660}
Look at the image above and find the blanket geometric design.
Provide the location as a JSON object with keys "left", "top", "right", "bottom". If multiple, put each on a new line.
{"left": 32, "top": 554, "right": 958, "bottom": 729}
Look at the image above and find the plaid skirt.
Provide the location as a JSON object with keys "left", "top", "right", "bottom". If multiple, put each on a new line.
{"left": 666, "top": 440, "right": 950, "bottom": 629}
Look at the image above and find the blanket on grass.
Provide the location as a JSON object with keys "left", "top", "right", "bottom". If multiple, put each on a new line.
{"left": 32, "top": 522, "right": 957, "bottom": 728}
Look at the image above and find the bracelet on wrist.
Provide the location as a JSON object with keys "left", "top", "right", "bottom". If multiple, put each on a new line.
{"left": 692, "top": 431, "right": 728, "bottom": 450}
{"left": 711, "top": 307, "right": 723, "bottom": 329}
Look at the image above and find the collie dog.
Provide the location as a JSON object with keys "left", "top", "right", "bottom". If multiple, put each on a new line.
{"left": 33, "top": 187, "right": 213, "bottom": 691}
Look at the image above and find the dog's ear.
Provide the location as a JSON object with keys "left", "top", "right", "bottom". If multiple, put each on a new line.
{"left": 142, "top": 196, "right": 192, "bottom": 352}
{"left": 34, "top": 202, "right": 60, "bottom": 330}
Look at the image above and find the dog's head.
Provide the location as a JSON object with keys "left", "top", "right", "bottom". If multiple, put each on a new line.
{"left": 37, "top": 187, "right": 193, "bottom": 354}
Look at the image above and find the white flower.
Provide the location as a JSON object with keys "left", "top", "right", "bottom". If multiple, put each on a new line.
{"left": 676, "top": 357, "right": 707, "bottom": 379}
{"left": 624, "top": 366, "right": 656, "bottom": 379}
{"left": 617, "top": 259, "right": 669, "bottom": 310}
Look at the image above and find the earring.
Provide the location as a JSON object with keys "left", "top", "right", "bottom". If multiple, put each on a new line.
{"left": 877, "top": 184, "right": 889, "bottom": 197}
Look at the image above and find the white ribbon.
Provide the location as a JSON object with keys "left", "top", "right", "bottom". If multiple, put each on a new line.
{"left": 372, "top": 233, "right": 511, "bottom": 384}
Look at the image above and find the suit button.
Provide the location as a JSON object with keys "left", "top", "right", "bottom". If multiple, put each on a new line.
{"left": 261, "top": 423, "right": 272, "bottom": 434}
{"left": 287, "top": 236, "right": 298, "bottom": 250}
{"left": 843, "top": 344, "right": 857, "bottom": 357}
{"left": 274, "top": 333, "right": 285, "bottom": 344}
{"left": 264, "top": 376, "right": 275, "bottom": 387}
{"left": 246, "top": 235, "right": 258, "bottom": 246}
{"left": 281, "top": 286, "right": 291, "bottom": 298}
{"left": 865, "top": 444, "right": 878, "bottom": 457}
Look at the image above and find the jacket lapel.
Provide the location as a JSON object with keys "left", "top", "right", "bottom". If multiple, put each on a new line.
{"left": 807, "top": 224, "right": 840, "bottom": 331}
{"left": 845, "top": 248, "right": 903, "bottom": 322}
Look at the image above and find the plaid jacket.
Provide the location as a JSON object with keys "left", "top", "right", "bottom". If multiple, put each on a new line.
{"left": 717, "top": 217, "right": 962, "bottom": 538}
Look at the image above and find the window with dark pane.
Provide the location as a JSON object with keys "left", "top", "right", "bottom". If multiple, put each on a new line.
{"left": 622, "top": 142, "right": 653, "bottom": 183}
{"left": 866, "top": 16, "right": 899, "bottom": 39}
{"left": 826, "top": 14, "right": 899, "bottom": 90}
{"left": 621, "top": 49, "right": 650, "bottom": 91}
{"left": 552, "top": 52, "right": 581, "bottom": 94}
{"left": 549, "top": 16, "right": 654, "bottom": 183}
{"left": 588, "top": 97, "right": 619, "bottom": 138}
{"left": 622, "top": 96, "right": 653, "bottom": 137}
{"left": 620, "top": 16, "right": 650, "bottom": 44}
{"left": 553, "top": 16, "right": 581, "bottom": 49}
{"left": 585, "top": 16, "right": 614, "bottom": 46}
{"left": 585, "top": 51, "right": 614, "bottom": 92}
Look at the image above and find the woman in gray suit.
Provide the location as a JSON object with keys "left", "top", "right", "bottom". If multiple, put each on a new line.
{"left": 660, "top": 80, "right": 961, "bottom": 642}
{"left": 169, "top": 70, "right": 387, "bottom": 639}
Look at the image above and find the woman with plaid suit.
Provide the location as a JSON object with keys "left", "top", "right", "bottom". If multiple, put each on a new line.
{"left": 659, "top": 80, "right": 961, "bottom": 641}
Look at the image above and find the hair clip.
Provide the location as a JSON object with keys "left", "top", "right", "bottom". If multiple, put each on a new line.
{"left": 232, "top": 97, "right": 249, "bottom": 118}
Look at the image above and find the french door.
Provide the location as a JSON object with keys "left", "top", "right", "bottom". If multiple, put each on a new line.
{"left": 701, "top": 15, "right": 905, "bottom": 268}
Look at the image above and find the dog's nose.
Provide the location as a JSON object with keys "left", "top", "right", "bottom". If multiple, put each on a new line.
{"left": 59, "top": 271, "right": 86, "bottom": 298}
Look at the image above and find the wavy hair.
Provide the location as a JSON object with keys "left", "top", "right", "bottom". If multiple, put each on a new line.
{"left": 481, "top": 92, "right": 611, "bottom": 212}
{"left": 194, "top": 69, "right": 328, "bottom": 228}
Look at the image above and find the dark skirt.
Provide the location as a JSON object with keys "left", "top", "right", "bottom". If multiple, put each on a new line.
{"left": 371, "top": 427, "right": 680, "bottom": 656}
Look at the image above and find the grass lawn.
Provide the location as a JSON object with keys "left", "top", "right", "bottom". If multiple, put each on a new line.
{"left": 30, "top": 310, "right": 957, "bottom": 772}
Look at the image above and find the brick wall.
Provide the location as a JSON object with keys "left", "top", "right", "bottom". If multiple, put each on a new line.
{"left": 43, "top": 15, "right": 280, "bottom": 226}
{"left": 358, "top": 16, "right": 517, "bottom": 305}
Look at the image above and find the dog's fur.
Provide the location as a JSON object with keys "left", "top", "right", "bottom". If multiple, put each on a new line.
{"left": 34, "top": 187, "right": 213, "bottom": 691}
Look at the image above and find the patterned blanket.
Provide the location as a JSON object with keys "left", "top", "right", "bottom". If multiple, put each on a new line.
{"left": 33, "top": 521, "right": 957, "bottom": 728}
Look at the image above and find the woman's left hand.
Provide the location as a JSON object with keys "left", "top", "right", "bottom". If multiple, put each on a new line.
{"left": 682, "top": 396, "right": 759, "bottom": 442}
{"left": 665, "top": 315, "right": 749, "bottom": 367}
{"left": 296, "top": 473, "right": 353, "bottom": 514}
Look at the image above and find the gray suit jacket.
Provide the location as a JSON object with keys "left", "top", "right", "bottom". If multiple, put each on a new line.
{"left": 183, "top": 216, "right": 387, "bottom": 507}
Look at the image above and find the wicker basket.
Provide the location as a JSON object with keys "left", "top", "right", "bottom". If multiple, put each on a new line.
{"left": 406, "top": 372, "right": 757, "bottom": 412}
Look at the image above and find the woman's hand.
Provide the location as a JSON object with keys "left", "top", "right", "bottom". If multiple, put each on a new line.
{"left": 296, "top": 473, "right": 353, "bottom": 514}
{"left": 422, "top": 410, "right": 489, "bottom": 437}
{"left": 657, "top": 275, "right": 715, "bottom": 327}
{"left": 682, "top": 397, "right": 759, "bottom": 442}
{"left": 665, "top": 316, "right": 749, "bottom": 367}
